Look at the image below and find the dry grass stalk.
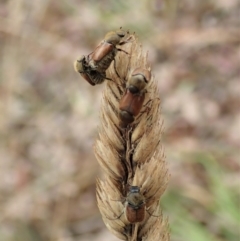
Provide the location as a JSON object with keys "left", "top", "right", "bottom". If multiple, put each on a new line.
{"left": 94, "top": 32, "right": 169, "bottom": 241}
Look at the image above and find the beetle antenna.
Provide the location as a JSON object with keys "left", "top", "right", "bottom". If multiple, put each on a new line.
{"left": 116, "top": 47, "right": 129, "bottom": 54}
{"left": 110, "top": 197, "right": 125, "bottom": 203}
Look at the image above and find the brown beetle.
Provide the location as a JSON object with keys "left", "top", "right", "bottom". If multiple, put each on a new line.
{"left": 124, "top": 186, "right": 146, "bottom": 223}
{"left": 88, "top": 29, "right": 129, "bottom": 77}
{"left": 74, "top": 55, "right": 110, "bottom": 86}
{"left": 106, "top": 186, "right": 146, "bottom": 223}
{"left": 119, "top": 67, "right": 151, "bottom": 126}
{"left": 106, "top": 186, "right": 160, "bottom": 223}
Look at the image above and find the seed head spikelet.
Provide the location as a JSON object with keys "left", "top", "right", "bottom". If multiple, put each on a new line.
{"left": 94, "top": 32, "right": 169, "bottom": 241}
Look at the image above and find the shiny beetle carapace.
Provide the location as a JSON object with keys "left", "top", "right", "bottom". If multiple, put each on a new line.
{"left": 119, "top": 89, "right": 145, "bottom": 126}
{"left": 119, "top": 67, "right": 151, "bottom": 126}
{"left": 88, "top": 29, "right": 129, "bottom": 77}
{"left": 124, "top": 186, "right": 146, "bottom": 223}
{"left": 74, "top": 55, "right": 108, "bottom": 86}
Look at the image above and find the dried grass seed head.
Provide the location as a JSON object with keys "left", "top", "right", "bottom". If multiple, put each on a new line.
{"left": 95, "top": 32, "right": 169, "bottom": 240}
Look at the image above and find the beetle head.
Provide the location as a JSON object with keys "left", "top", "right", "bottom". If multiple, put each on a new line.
{"left": 127, "top": 67, "right": 151, "bottom": 93}
{"left": 104, "top": 30, "right": 126, "bottom": 45}
{"left": 74, "top": 55, "right": 86, "bottom": 73}
{"left": 126, "top": 186, "right": 145, "bottom": 208}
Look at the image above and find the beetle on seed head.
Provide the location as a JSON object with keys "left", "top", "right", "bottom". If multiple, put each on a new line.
{"left": 74, "top": 28, "right": 130, "bottom": 86}
{"left": 119, "top": 67, "right": 151, "bottom": 126}
{"left": 106, "top": 186, "right": 160, "bottom": 224}
{"left": 105, "top": 186, "right": 146, "bottom": 223}
{"left": 88, "top": 28, "right": 130, "bottom": 79}
{"left": 124, "top": 186, "right": 146, "bottom": 223}
{"left": 74, "top": 55, "right": 109, "bottom": 86}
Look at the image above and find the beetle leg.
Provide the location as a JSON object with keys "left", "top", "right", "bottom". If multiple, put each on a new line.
{"left": 97, "top": 72, "right": 112, "bottom": 81}
{"left": 146, "top": 207, "right": 161, "bottom": 218}
{"left": 110, "top": 197, "right": 125, "bottom": 203}
{"left": 119, "top": 35, "right": 134, "bottom": 46}
{"left": 116, "top": 48, "right": 129, "bottom": 55}
{"left": 134, "top": 99, "right": 152, "bottom": 122}
{"left": 138, "top": 98, "right": 160, "bottom": 116}
{"left": 87, "top": 51, "right": 93, "bottom": 57}
{"left": 142, "top": 99, "right": 152, "bottom": 108}
{"left": 105, "top": 76, "right": 113, "bottom": 81}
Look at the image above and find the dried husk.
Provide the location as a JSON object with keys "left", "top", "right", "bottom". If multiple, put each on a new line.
{"left": 94, "top": 32, "right": 169, "bottom": 241}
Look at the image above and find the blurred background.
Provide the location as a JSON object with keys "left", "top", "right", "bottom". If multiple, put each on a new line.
{"left": 0, "top": 0, "right": 239, "bottom": 240}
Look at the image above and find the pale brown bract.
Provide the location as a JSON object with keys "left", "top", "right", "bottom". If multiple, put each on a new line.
{"left": 94, "top": 33, "right": 169, "bottom": 241}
